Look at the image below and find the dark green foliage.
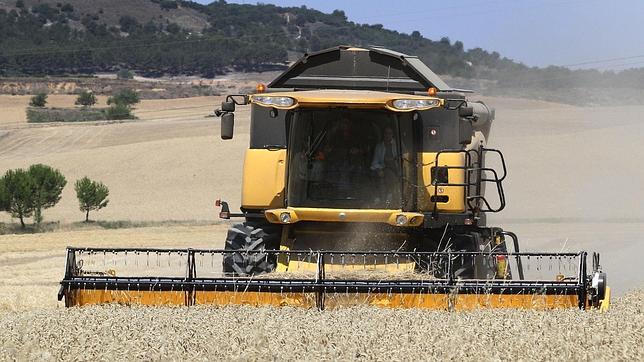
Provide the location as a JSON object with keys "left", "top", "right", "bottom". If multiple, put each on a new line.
{"left": 104, "top": 104, "right": 135, "bottom": 120}
{"left": 166, "top": 22, "right": 180, "bottom": 34}
{"left": 107, "top": 89, "right": 140, "bottom": 107}
{"left": 29, "top": 93, "right": 47, "bottom": 107}
{"left": 27, "top": 164, "right": 66, "bottom": 224}
{"left": 61, "top": 3, "right": 74, "bottom": 13}
{"left": 75, "top": 177, "right": 109, "bottom": 222}
{"left": 0, "top": 177, "right": 8, "bottom": 212}
{"left": 160, "top": 0, "right": 178, "bottom": 10}
{"left": 119, "top": 15, "right": 139, "bottom": 33}
{"left": 0, "top": 165, "right": 66, "bottom": 227}
{"left": 0, "top": 0, "right": 642, "bottom": 89}
{"left": 27, "top": 108, "right": 108, "bottom": 123}
{"left": 75, "top": 90, "right": 97, "bottom": 107}
{"left": 116, "top": 69, "right": 134, "bottom": 80}
{"left": 1, "top": 169, "right": 35, "bottom": 228}
{"left": 15, "top": 0, "right": 24, "bottom": 9}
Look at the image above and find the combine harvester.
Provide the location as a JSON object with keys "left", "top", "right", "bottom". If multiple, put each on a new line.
{"left": 59, "top": 46, "right": 609, "bottom": 311}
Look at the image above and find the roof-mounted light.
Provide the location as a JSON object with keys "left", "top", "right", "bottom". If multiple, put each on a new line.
{"left": 251, "top": 95, "right": 297, "bottom": 109}
{"left": 388, "top": 98, "right": 442, "bottom": 112}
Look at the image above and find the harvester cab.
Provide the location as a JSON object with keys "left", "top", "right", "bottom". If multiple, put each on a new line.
{"left": 59, "top": 46, "right": 609, "bottom": 311}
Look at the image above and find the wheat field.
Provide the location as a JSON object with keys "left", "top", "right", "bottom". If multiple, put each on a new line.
{"left": 1, "top": 94, "right": 643, "bottom": 360}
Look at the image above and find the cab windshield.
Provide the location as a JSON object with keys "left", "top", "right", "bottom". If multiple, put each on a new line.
{"left": 287, "top": 109, "right": 413, "bottom": 209}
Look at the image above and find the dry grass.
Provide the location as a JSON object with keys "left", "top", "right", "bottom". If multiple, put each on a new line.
{"left": 0, "top": 291, "right": 642, "bottom": 361}
{"left": 0, "top": 224, "right": 228, "bottom": 312}
{"left": 0, "top": 95, "right": 247, "bottom": 223}
{"left": 0, "top": 224, "right": 641, "bottom": 361}
{"left": 1, "top": 94, "right": 643, "bottom": 360}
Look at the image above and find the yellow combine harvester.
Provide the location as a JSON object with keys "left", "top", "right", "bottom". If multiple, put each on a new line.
{"left": 59, "top": 46, "right": 609, "bottom": 310}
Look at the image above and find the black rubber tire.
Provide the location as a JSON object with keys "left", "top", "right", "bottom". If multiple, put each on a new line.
{"left": 222, "top": 222, "right": 281, "bottom": 276}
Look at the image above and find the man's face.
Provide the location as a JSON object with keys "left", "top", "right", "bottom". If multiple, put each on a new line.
{"left": 384, "top": 128, "right": 393, "bottom": 142}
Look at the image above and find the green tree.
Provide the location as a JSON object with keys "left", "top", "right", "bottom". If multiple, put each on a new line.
{"left": 104, "top": 104, "right": 135, "bottom": 120}
{"left": 116, "top": 68, "right": 134, "bottom": 80}
{"left": 29, "top": 93, "right": 48, "bottom": 108}
{"left": 119, "top": 15, "right": 139, "bottom": 33}
{"left": 0, "top": 177, "right": 8, "bottom": 212}
{"left": 75, "top": 177, "right": 109, "bottom": 222}
{"left": 107, "top": 89, "right": 140, "bottom": 107}
{"left": 2, "top": 169, "right": 35, "bottom": 228}
{"left": 28, "top": 164, "right": 66, "bottom": 225}
{"left": 160, "top": 0, "right": 178, "bottom": 10}
{"left": 61, "top": 3, "right": 74, "bottom": 12}
{"left": 75, "top": 90, "right": 97, "bottom": 107}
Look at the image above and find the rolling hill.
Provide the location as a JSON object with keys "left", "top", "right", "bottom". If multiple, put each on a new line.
{"left": 0, "top": 0, "right": 643, "bottom": 104}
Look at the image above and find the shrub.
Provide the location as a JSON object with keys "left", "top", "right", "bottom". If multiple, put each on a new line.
{"left": 75, "top": 90, "right": 97, "bottom": 107}
{"left": 75, "top": 177, "right": 109, "bottom": 222}
{"left": 116, "top": 69, "right": 134, "bottom": 80}
{"left": 29, "top": 93, "right": 48, "bottom": 107}
{"left": 160, "top": 0, "right": 178, "bottom": 10}
{"left": 28, "top": 164, "right": 66, "bottom": 225}
{"left": 0, "top": 177, "right": 8, "bottom": 212}
{"left": 26, "top": 108, "right": 107, "bottom": 123}
{"left": 104, "top": 104, "right": 135, "bottom": 120}
{"left": 107, "top": 89, "right": 140, "bottom": 107}
{"left": 1, "top": 169, "right": 35, "bottom": 228}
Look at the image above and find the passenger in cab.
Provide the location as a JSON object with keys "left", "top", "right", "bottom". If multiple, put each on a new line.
{"left": 371, "top": 126, "right": 401, "bottom": 205}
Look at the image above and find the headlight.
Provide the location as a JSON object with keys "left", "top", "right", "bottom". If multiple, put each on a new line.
{"left": 280, "top": 212, "right": 292, "bottom": 223}
{"left": 252, "top": 96, "right": 296, "bottom": 109}
{"left": 390, "top": 98, "right": 441, "bottom": 111}
{"left": 395, "top": 215, "right": 408, "bottom": 226}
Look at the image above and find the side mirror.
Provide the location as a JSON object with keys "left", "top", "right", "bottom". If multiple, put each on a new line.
{"left": 221, "top": 113, "right": 234, "bottom": 140}
{"left": 459, "top": 118, "right": 473, "bottom": 145}
{"left": 221, "top": 101, "right": 235, "bottom": 112}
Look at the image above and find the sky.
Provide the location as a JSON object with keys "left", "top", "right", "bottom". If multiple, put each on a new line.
{"left": 196, "top": 0, "right": 644, "bottom": 70}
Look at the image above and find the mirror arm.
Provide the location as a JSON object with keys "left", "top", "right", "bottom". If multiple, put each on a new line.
{"left": 226, "top": 94, "right": 250, "bottom": 105}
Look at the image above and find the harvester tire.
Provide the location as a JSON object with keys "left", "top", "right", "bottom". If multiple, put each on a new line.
{"left": 222, "top": 222, "right": 281, "bottom": 276}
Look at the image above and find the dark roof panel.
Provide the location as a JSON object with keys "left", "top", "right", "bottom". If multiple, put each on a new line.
{"left": 268, "top": 46, "right": 452, "bottom": 92}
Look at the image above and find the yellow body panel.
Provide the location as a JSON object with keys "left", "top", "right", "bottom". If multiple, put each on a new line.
{"left": 250, "top": 90, "right": 442, "bottom": 110}
{"left": 453, "top": 294, "right": 578, "bottom": 310}
{"left": 600, "top": 287, "right": 611, "bottom": 312}
{"left": 66, "top": 289, "right": 582, "bottom": 310}
{"left": 241, "top": 149, "right": 286, "bottom": 209}
{"left": 417, "top": 152, "right": 466, "bottom": 212}
{"left": 265, "top": 207, "right": 424, "bottom": 226}
{"left": 195, "top": 291, "right": 316, "bottom": 308}
{"left": 278, "top": 260, "right": 417, "bottom": 273}
{"left": 65, "top": 289, "right": 187, "bottom": 307}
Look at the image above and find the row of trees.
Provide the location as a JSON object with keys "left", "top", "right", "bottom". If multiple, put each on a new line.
{"left": 0, "top": 165, "right": 109, "bottom": 228}
{"left": 29, "top": 89, "right": 141, "bottom": 120}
